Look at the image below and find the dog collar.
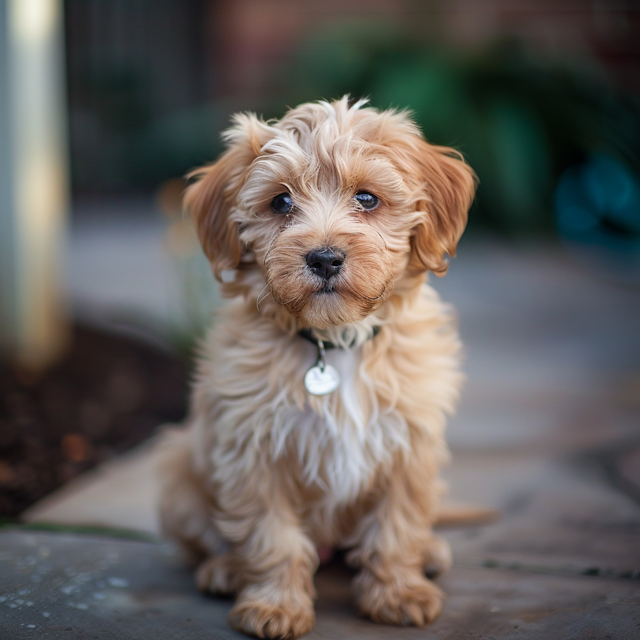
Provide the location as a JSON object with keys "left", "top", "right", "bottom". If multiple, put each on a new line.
{"left": 299, "top": 327, "right": 381, "bottom": 396}
{"left": 297, "top": 326, "right": 381, "bottom": 350}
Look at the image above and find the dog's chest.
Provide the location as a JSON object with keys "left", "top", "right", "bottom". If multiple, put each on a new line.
{"left": 273, "top": 346, "right": 410, "bottom": 505}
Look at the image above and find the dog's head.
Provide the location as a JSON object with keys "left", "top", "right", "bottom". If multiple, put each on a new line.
{"left": 185, "top": 97, "right": 476, "bottom": 329}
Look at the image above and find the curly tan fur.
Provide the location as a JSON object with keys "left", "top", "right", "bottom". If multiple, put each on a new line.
{"left": 158, "top": 97, "right": 476, "bottom": 639}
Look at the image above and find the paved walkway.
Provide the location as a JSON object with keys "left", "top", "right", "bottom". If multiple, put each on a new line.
{"left": 2, "top": 227, "right": 640, "bottom": 638}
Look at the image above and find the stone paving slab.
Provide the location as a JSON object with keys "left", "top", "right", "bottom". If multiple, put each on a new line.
{"left": 21, "top": 439, "right": 163, "bottom": 537}
{"left": 1, "top": 530, "right": 639, "bottom": 640}
{"left": 443, "top": 451, "right": 640, "bottom": 576}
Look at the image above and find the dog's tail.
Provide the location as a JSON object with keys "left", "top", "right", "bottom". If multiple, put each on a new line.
{"left": 434, "top": 502, "right": 499, "bottom": 528}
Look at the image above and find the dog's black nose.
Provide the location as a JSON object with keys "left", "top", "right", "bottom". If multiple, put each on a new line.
{"left": 306, "top": 248, "right": 345, "bottom": 280}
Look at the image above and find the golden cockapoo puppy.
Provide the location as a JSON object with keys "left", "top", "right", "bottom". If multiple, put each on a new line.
{"left": 158, "top": 97, "right": 476, "bottom": 639}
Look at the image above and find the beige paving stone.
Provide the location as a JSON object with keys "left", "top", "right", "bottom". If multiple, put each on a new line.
{"left": 444, "top": 451, "right": 640, "bottom": 576}
{"left": 21, "top": 438, "right": 164, "bottom": 537}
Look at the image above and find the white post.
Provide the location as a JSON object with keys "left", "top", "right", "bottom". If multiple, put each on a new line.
{"left": 0, "top": 0, "right": 70, "bottom": 370}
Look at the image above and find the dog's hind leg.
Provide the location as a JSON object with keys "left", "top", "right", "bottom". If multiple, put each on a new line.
{"left": 422, "top": 534, "right": 452, "bottom": 579}
{"left": 195, "top": 554, "right": 236, "bottom": 595}
{"left": 156, "top": 428, "right": 227, "bottom": 567}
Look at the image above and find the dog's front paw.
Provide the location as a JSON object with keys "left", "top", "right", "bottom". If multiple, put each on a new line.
{"left": 196, "top": 555, "right": 235, "bottom": 595}
{"left": 423, "top": 535, "right": 452, "bottom": 579}
{"left": 229, "top": 585, "right": 315, "bottom": 639}
{"left": 353, "top": 568, "right": 444, "bottom": 627}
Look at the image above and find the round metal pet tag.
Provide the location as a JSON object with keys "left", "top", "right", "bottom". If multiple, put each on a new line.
{"left": 304, "top": 363, "right": 340, "bottom": 396}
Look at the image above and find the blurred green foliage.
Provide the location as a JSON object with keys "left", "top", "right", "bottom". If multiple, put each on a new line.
{"left": 284, "top": 26, "right": 640, "bottom": 237}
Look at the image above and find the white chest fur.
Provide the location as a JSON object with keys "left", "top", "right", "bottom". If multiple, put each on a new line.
{"left": 269, "top": 345, "right": 410, "bottom": 505}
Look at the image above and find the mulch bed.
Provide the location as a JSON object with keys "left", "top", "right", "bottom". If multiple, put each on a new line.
{"left": 0, "top": 326, "right": 190, "bottom": 518}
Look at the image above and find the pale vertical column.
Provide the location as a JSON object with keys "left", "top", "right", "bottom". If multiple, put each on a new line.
{"left": 0, "top": 0, "right": 70, "bottom": 369}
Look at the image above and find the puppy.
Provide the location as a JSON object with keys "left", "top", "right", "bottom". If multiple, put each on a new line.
{"left": 158, "top": 97, "right": 476, "bottom": 639}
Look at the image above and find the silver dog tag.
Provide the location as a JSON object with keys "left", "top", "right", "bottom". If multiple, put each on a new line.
{"left": 304, "top": 363, "right": 340, "bottom": 396}
{"left": 304, "top": 339, "right": 340, "bottom": 396}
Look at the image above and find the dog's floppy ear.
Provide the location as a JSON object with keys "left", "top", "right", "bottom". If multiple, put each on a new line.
{"left": 184, "top": 114, "right": 270, "bottom": 280}
{"left": 403, "top": 138, "right": 476, "bottom": 275}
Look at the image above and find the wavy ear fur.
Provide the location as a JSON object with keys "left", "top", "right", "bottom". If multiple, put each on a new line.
{"left": 183, "top": 113, "right": 271, "bottom": 280}
{"left": 403, "top": 138, "right": 477, "bottom": 275}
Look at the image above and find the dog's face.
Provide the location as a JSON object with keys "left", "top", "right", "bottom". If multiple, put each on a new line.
{"left": 186, "top": 98, "right": 475, "bottom": 329}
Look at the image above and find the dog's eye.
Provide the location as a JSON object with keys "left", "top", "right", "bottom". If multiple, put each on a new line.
{"left": 270, "top": 193, "right": 294, "bottom": 214}
{"left": 354, "top": 192, "right": 379, "bottom": 210}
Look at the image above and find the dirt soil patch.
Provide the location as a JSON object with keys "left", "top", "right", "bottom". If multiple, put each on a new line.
{"left": 0, "top": 326, "right": 189, "bottom": 517}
